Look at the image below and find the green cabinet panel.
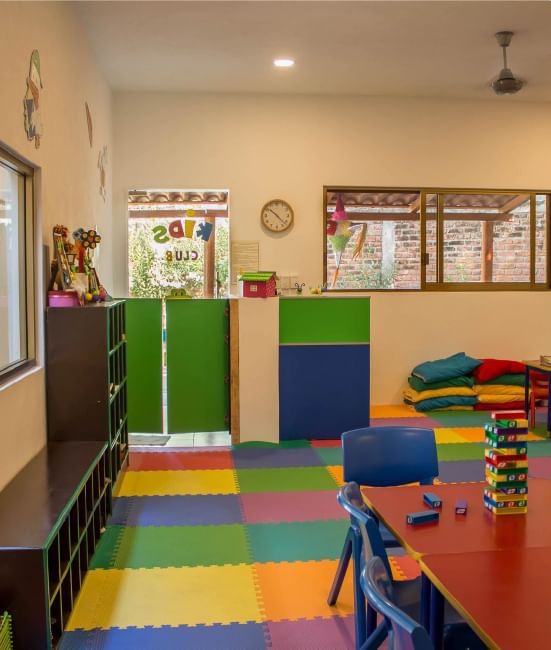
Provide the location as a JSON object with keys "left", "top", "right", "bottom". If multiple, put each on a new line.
{"left": 279, "top": 297, "right": 370, "bottom": 344}
{"left": 126, "top": 299, "right": 163, "bottom": 433}
{"left": 166, "top": 299, "right": 229, "bottom": 433}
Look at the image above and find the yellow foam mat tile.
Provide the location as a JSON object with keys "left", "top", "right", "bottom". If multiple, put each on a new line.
{"left": 114, "top": 469, "right": 238, "bottom": 496}
{"left": 67, "top": 565, "right": 262, "bottom": 629}
{"left": 326, "top": 465, "right": 344, "bottom": 486}
{"left": 255, "top": 560, "right": 353, "bottom": 621}
{"left": 434, "top": 428, "right": 474, "bottom": 444}
{"left": 370, "top": 404, "right": 421, "bottom": 419}
{"left": 449, "top": 427, "right": 485, "bottom": 443}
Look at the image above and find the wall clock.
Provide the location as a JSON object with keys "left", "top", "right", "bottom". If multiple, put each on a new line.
{"left": 261, "top": 199, "right": 294, "bottom": 233}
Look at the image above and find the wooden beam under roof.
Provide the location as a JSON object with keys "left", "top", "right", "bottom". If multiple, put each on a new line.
{"left": 330, "top": 212, "right": 513, "bottom": 222}
{"left": 499, "top": 194, "right": 530, "bottom": 213}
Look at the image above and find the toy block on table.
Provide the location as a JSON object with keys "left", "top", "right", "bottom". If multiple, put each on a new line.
{"left": 455, "top": 500, "right": 468, "bottom": 515}
{"left": 494, "top": 418, "right": 529, "bottom": 429}
{"left": 484, "top": 412, "right": 529, "bottom": 516}
{"left": 422, "top": 492, "right": 442, "bottom": 508}
{"left": 491, "top": 410, "right": 526, "bottom": 420}
{"left": 406, "top": 510, "right": 439, "bottom": 525}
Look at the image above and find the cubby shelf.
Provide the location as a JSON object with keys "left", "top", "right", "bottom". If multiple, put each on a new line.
{"left": 0, "top": 442, "right": 110, "bottom": 649}
{"left": 0, "top": 300, "right": 129, "bottom": 648}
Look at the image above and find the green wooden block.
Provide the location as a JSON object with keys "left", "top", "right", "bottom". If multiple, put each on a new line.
{"left": 166, "top": 299, "right": 229, "bottom": 433}
{"left": 279, "top": 297, "right": 370, "bottom": 344}
{"left": 126, "top": 299, "right": 163, "bottom": 433}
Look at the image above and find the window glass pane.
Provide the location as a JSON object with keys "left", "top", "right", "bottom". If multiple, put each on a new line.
{"left": 0, "top": 161, "right": 27, "bottom": 373}
{"left": 425, "top": 193, "right": 437, "bottom": 283}
{"left": 442, "top": 193, "right": 530, "bottom": 283}
{"left": 325, "top": 190, "right": 420, "bottom": 289}
{"left": 128, "top": 209, "right": 229, "bottom": 299}
{"left": 536, "top": 195, "right": 547, "bottom": 284}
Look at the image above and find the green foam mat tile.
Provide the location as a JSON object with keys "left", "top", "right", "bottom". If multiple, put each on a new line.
{"left": 313, "top": 447, "right": 343, "bottom": 466}
{"left": 246, "top": 520, "right": 348, "bottom": 562}
{"left": 90, "top": 524, "right": 250, "bottom": 568}
{"left": 437, "top": 443, "right": 487, "bottom": 462}
{"left": 529, "top": 423, "right": 551, "bottom": 439}
{"left": 236, "top": 467, "right": 339, "bottom": 493}
{"left": 426, "top": 411, "right": 493, "bottom": 427}
{"left": 528, "top": 441, "right": 551, "bottom": 457}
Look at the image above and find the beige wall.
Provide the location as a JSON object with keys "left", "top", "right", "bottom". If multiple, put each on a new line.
{"left": 0, "top": 2, "right": 112, "bottom": 490}
{"left": 113, "top": 92, "right": 551, "bottom": 404}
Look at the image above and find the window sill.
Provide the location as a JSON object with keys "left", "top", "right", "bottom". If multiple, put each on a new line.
{"left": 0, "top": 363, "right": 43, "bottom": 393}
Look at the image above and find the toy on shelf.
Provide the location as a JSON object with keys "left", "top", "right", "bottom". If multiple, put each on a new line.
{"left": 47, "top": 225, "right": 111, "bottom": 307}
{"left": 483, "top": 412, "right": 529, "bottom": 515}
{"left": 239, "top": 271, "right": 277, "bottom": 298}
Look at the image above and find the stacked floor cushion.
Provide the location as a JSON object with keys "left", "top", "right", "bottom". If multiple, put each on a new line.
{"left": 404, "top": 353, "right": 480, "bottom": 412}
{"left": 472, "top": 359, "right": 526, "bottom": 412}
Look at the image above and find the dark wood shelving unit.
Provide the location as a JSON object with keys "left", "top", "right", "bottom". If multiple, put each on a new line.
{"left": 0, "top": 442, "right": 110, "bottom": 649}
{"left": 46, "top": 300, "right": 129, "bottom": 488}
{"left": 0, "top": 301, "right": 129, "bottom": 648}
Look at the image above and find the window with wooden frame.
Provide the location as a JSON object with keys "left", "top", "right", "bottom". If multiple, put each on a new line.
{"left": 324, "top": 187, "right": 550, "bottom": 291}
{"left": 0, "top": 147, "right": 35, "bottom": 379}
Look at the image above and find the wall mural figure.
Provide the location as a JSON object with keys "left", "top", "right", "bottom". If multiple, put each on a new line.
{"left": 85, "top": 102, "right": 93, "bottom": 147}
{"left": 23, "top": 49, "right": 43, "bottom": 148}
{"left": 98, "top": 145, "right": 107, "bottom": 201}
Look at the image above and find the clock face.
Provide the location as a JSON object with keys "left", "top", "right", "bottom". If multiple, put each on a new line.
{"left": 261, "top": 199, "right": 294, "bottom": 233}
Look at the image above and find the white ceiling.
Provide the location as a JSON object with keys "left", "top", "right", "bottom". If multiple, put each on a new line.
{"left": 75, "top": 1, "right": 551, "bottom": 101}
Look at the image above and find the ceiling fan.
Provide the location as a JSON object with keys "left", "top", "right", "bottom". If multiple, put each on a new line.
{"left": 491, "top": 31, "right": 524, "bottom": 95}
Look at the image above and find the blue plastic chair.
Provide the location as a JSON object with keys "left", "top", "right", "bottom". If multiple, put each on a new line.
{"left": 360, "top": 556, "right": 487, "bottom": 650}
{"left": 338, "top": 483, "right": 486, "bottom": 650}
{"left": 361, "top": 556, "right": 433, "bottom": 650}
{"left": 328, "top": 427, "right": 438, "bottom": 637}
{"left": 329, "top": 482, "right": 423, "bottom": 649}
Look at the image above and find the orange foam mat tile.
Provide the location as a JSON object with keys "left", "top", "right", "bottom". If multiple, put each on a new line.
{"left": 113, "top": 469, "right": 238, "bottom": 497}
{"left": 325, "top": 465, "right": 344, "bottom": 487}
{"left": 67, "top": 565, "right": 262, "bottom": 630}
{"left": 370, "top": 405, "right": 421, "bottom": 419}
{"left": 254, "top": 560, "right": 354, "bottom": 621}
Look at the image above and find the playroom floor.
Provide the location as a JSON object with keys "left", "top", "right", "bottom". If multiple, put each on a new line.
{"left": 58, "top": 405, "right": 551, "bottom": 649}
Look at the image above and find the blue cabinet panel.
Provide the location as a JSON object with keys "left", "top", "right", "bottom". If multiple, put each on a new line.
{"left": 279, "top": 344, "right": 370, "bottom": 440}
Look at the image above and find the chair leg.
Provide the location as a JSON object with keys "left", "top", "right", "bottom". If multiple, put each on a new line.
{"left": 351, "top": 530, "right": 367, "bottom": 650}
{"left": 327, "top": 528, "right": 353, "bottom": 605}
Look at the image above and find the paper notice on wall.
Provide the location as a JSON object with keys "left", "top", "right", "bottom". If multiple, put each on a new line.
{"left": 231, "top": 241, "right": 259, "bottom": 284}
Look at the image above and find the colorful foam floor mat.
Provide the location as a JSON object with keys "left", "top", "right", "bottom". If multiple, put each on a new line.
{"left": 60, "top": 407, "right": 551, "bottom": 649}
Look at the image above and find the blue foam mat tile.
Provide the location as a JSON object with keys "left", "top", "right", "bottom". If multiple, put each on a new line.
{"left": 110, "top": 495, "right": 244, "bottom": 527}
{"left": 59, "top": 623, "right": 268, "bottom": 650}
{"left": 232, "top": 446, "right": 325, "bottom": 469}
{"left": 437, "top": 460, "right": 485, "bottom": 483}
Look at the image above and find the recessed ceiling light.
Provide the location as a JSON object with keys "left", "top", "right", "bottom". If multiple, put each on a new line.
{"left": 273, "top": 58, "right": 295, "bottom": 68}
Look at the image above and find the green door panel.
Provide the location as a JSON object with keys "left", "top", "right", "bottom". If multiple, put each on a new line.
{"left": 166, "top": 299, "right": 229, "bottom": 433}
{"left": 279, "top": 297, "right": 370, "bottom": 344}
{"left": 125, "top": 299, "right": 163, "bottom": 433}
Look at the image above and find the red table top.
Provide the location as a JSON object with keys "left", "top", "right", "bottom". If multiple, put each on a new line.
{"left": 361, "top": 479, "right": 551, "bottom": 558}
{"left": 420, "top": 548, "right": 551, "bottom": 649}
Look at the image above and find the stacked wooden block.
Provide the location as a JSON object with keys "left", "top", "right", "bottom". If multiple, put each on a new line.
{"left": 484, "top": 411, "right": 529, "bottom": 515}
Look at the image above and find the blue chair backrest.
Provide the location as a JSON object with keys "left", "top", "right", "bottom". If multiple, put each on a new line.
{"left": 338, "top": 482, "right": 392, "bottom": 576}
{"left": 361, "top": 556, "right": 433, "bottom": 650}
{"left": 342, "top": 427, "right": 438, "bottom": 486}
